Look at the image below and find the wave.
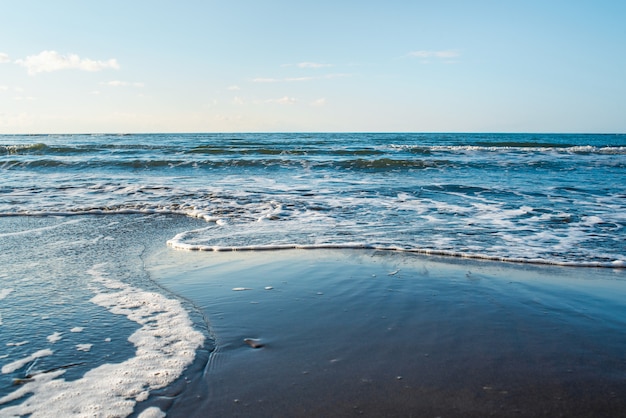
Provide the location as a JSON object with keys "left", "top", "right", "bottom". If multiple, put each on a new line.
{"left": 166, "top": 232, "right": 626, "bottom": 269}
{"left": 393, "top": 144, "right": 626, "bottom": 155}
{"left": 2, "top": 199, "right": 624, "bottom": 269}
{"left": 3, "top": 139, "right": 625, "bottom": 159}
{"left": 3, "top": 154, "right": 624, "bottom": 172}
{"left": 0, "top": 142, "right": 178, "bottom": 156}
{"left": 475, "top": 141, "right": 576, "bottom": 148}
{"left": 2, "top": 133, "right": 623, "bottom": 270}
{"left": 0, "top": 143, "right": 49, "bottom": 154}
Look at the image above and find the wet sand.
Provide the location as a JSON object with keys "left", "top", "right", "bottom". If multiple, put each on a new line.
{"left": 147, "top": 248, "right": 626, "bottom": 417}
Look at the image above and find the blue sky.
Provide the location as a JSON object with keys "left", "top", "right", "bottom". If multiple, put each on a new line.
{"left": 1, "top": 0, "right": 625, "bottom": 133}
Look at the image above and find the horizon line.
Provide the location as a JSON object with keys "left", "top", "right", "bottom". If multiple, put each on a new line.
{"left": 1, "top": 131, "right": 625, "bottom": 136}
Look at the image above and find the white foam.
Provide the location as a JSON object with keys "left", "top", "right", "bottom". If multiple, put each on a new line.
{"left": 582, "top": 215, "right": 604, "bottom": 225}
{"left": 163, "top": 189, "right": 626, "bottom": 268}
{"left": 138, "top": 406, "right": 166, "bottom": 418}
{"left": 0, "top": 288, "right": 13, "bottom": 300}
{"left": 0, "top": 220, "right": 81, "bottom": 238}
{"left": 6, "top": 341, "right": 29, "bottom": 347}
{"left": 0, "top": 264, "right": 205, "bottom": 417}
{"left": 1, "top": 349, "right": 54, "bottom": 374}
{"left": 70, "top": 327, "right": 84, "bottom": 333}
{"left": 46, "top": 332, "right": 62, "bottom": 343}
{"left": 76, "top": 344, "right": 92, "bottom": 352}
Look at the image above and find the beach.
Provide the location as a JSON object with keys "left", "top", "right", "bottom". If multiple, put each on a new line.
{"left": 3, "top": 0, "right": 626, "bottom": 409}
{"left": 1, "top": 214, "right": 625, "bottom": 416}
{"left": 1, "top": 132, "right": 625, "bottom": 416}
{"left": 148, "top": 235, "right": 626, "bottom": 417}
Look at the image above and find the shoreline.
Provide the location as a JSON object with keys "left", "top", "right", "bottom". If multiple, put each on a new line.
{"left": 2, "top": 213, "right": 625, "bottom": 417}
{"left": 167, "top": 237, "right": 626, "bottom": 269}
{"left": 148, "top": 245, "right": 626, "bottom": 417}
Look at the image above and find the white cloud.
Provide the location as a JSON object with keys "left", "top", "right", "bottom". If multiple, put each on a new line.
{"left": 16, "top": 50, "right": 120, "bottom": 75}
{"left": 266, "top": 96, "right": 296, "bottom": 105}
{"left": 408, "top": 50, "right": 460, "bottom": 59}
{"left": 277, "top": 96, "right": 296, "bottom": 105}
{"left": 0, "top": 85, "right": 8, "bottom": 92}
{"left": 0, "top": 53, "right": 9, "bottom": 63}
{"left": 310, "top": 98, "right": 326, "bottom": 107}
{"left": 227, "top": 85, "right": 241, "bottom": 91}
{"left": 297, "top": 62, "right": 333, "bottom": 68}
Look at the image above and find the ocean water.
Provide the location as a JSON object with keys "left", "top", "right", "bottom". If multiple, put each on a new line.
{"left": 1, "top": 133, "right": 625, "bottom": 416}
{"left": 0, "top": 214, "right": 211, "bottom": 417}
{"left": 1, "top": 133, "right": 625, "bottom": 266}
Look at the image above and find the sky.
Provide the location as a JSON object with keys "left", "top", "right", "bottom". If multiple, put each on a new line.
{"left": 1, "top": 0, "right": 625, "bottom": 133}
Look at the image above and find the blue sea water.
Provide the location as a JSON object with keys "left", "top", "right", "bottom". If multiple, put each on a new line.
{"left": 1, "top": 133, "right": 626, "bottom": 417}
{"left": 1, "top": 133, "right": 624, "bottom": 266}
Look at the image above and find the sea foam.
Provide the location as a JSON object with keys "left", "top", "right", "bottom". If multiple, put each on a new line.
{"left": 0, "top": 289, "right": 13, "bottom": 300}
{"left": 0, "top": 264, "right": 205, "bottom": 417}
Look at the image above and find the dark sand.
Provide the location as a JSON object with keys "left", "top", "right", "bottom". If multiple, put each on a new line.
{"left": 147, "top": 248, "right": 626, "bottom": 417}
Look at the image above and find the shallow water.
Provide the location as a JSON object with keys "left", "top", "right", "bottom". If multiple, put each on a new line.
{"left": 2, "top": 214, "right": 626, "bottom": 417}
{"left": 150, "top": 248, "right": 626, "bottom": 417}
{"left": 0, "top": 215, "right": 211, "bottom": 417}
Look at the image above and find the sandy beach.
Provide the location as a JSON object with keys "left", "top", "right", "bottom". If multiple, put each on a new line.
{"left": 147, "top": 245, "right": 626, "bottom": 417}
{"left": 1, "top": 214, "right": 625, "bottom": 417}
{"left": 3, "top": 0, "right": 626, "bottom": 412}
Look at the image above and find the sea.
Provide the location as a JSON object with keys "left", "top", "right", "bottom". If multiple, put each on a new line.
{"left": 1, "top": 132, "right": 625, "bottom": 416}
